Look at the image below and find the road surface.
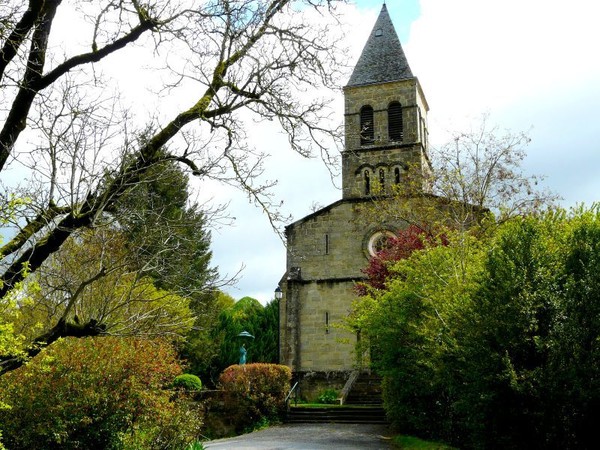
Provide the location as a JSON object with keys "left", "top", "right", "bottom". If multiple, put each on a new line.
{"left": 203, "top": 423, "right": 394, "bottom": 449}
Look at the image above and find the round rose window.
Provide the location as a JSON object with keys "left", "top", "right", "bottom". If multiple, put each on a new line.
{"left": 367, "top": 230, "right": 396, "bottom": 257}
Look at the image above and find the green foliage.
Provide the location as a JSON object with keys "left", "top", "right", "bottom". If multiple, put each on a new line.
{"left": 0, "top": 336, "right": 202, "bottom": 449}
{"left": 0, "top": 197, "right": 31, "bottom": 363}
{"left": 1, "top": 158, "right": 214, "bottom": 375}
{"left": 218, "top": 363, "right": 291, "bottom": 432}
{"left": 226, "top": 297, "right": 280, "bottom": 366}
{"left": 352, "top": 206, "right": 600, "bottom": 449}
{"left": 181, "top": 290, "right": 235, "bottom": 384}
{"left": 173, "top": 373, "right": 203, "bottom": 391}
{"left": 316, "top": 388, "right": 339, "bottom": 404}
{"left": 116, "top": 157, "right": 217, "bottom": 297}
{"left": 17, "top": 242, "right": 195, "bottom": 340}
{"left": 349, "top": 229, "right": 484, "bottom": 439}
{"left": 0, "top": 294, "right": 27, "bottom": 367}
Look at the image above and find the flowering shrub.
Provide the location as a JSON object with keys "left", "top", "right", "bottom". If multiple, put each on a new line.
{"left": 218, "top": 363, "right": 291, "bottom": 431}
{"left": 0, "top": 336, "right": 201, "bottom": 449}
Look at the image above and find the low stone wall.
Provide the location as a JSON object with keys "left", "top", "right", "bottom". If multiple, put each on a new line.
{"left": 293, "top": 370, "right": 351, "bottom": 402}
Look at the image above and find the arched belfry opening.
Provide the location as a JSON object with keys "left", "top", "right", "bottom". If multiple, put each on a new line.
{"left": 360, "top": 105, "right": 374, "bottom": 145}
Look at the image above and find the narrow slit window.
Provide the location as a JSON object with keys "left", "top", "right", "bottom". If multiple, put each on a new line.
{"left": 394, "top": 167, "right": 401, "bottom": 184}
{"left": 325, "top": 311, "right": 330, "bottom": 334}
{"left": 379, "top": 168, "right": 385, "bottom": 187}
{"left": 325, "top": 234, "right": 329, "bottom": 255}
{"left": 360, "top": 105, "right": 374, "bottom": 145}
{"left": 364, "top": 170, "right": 371, "bottom": 195}
{"left": 388, "top": 102, "right": 403, "bottom": 141}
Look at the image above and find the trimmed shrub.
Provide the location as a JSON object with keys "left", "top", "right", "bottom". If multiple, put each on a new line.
{"left": 0, "top": 336, "right": 202, "bottom": 449}
{"left": 218, "top": 363, "right": 291, "bottom": 432}
{"left": 173, "top": 373, "right": 203, "bottom": 392}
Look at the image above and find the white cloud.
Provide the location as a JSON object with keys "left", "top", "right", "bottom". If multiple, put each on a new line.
{"left": 408, "top": 0, "right": 600, "bottom": 129}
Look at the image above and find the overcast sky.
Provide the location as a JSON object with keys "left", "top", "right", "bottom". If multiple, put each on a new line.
{"left": 209, "top": 0, "right": 600, "bottom": 304}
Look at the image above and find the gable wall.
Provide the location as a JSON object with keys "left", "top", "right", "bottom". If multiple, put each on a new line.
{"left": 281, "top": 201, "right": 406, "bottom": 372}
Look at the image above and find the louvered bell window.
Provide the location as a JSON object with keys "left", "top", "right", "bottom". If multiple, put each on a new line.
{"left": 360, "top": 105, "right": 374, "bottom": 145}
{"left": 388, "top": 102, "right": 403, "bottom": 141}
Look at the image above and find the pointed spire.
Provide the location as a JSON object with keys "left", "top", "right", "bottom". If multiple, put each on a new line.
{"left": 346, "top": 4, "right": 413, "bottom": 87}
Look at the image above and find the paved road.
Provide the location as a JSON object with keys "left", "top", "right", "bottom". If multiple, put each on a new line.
{"left": 203, "top": 423, "right": 394, "bottom": 449}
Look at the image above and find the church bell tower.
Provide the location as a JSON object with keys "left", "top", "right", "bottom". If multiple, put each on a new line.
{"left": 342, "top": 4, "right": 430, "bottom": 199}
{"left": 279, "top": 3, "right": 433, "bottom": 384}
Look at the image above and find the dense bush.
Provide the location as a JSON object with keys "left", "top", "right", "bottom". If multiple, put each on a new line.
{"left": 352, "top": 207, "right": 600, "bottom": 449}
{"left": 0, "top": 336, "right": 202, "bottom": 449}
{"left": 218, "top": 363, "right": 291, "bottom": 431}
{"left": 173, "top": 373, "right": 203, "bottom": 391}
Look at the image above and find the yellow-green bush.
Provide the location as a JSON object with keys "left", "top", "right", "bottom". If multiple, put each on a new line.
{"left": 173, "top": 373, "right": 203, "bottom": 391}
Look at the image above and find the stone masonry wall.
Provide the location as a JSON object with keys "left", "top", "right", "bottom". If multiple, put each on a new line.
{"left": 286, "top": 201, "right": 393, "bottom": 281}
{"left": 343, "top": 78, "right": 422, "bottom": 151}
{"left": 295, "top": 279, "right": 357, "bottom": 371}
{"left": 282, "top": 200, "right": 409, "bottom": 372}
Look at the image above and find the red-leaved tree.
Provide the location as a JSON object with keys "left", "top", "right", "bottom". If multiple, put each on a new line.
{"left": 356, "top": 225, "right": 446, "bottom": 296}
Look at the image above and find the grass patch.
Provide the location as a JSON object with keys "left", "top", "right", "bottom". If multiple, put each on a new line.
{"left": 290, "top": 403, "right": 376, "bottom": 408}
{"left": 392, "top": 435, "right": 457, "bottom": 449}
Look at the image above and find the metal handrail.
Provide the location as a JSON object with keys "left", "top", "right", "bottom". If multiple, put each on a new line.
{"left": 285, "top": 381, "right": 299, "bottom": 407}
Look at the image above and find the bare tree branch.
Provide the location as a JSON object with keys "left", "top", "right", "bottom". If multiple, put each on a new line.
{"left": 1, "top": 0, "right": 346, "bottom": 323}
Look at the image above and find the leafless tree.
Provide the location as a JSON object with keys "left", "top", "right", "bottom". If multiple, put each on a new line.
{"left": 0, "top": 0, "right": 345, "bottom": 295}
{"left": 361, "top": 116, "right": 558, "bottom": 235}
{"left": 0, "top": 0, "right": 347, "bottom": 372}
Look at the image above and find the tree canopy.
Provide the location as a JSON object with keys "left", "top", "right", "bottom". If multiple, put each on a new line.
{"left": 183, "top": 295, "right": 280, "bottom": 385}
{"left": 349, "top": 206, "right": 600, "bottom": 448}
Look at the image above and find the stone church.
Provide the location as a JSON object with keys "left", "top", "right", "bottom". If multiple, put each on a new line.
{"left": 279, "top": 4, "right": 431, "bottom": 387}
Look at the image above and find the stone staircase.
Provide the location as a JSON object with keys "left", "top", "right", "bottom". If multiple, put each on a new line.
{"left": 286, "top": 405, "right": 387, "bottom": 424}
{"left": 285, "top": 372, "right": 386, "bottom": 424}
{"left": 344, "top": 372, "right": 383, "bottom": 406}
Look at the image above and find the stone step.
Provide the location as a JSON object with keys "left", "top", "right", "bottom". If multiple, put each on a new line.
{"left": 344, "top": 372, "right": 383, "bottom": 406}
{"left": 286, "top": 406, "right": 387, "bottom": 424}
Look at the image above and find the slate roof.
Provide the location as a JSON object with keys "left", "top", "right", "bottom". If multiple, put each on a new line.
{"left": 346, "top": 4, "right": 413, "bottom": 87}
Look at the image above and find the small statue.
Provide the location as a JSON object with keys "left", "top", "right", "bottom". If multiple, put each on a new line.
{"left": 239, "top": 343, "right": 247, "bottom": 365}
